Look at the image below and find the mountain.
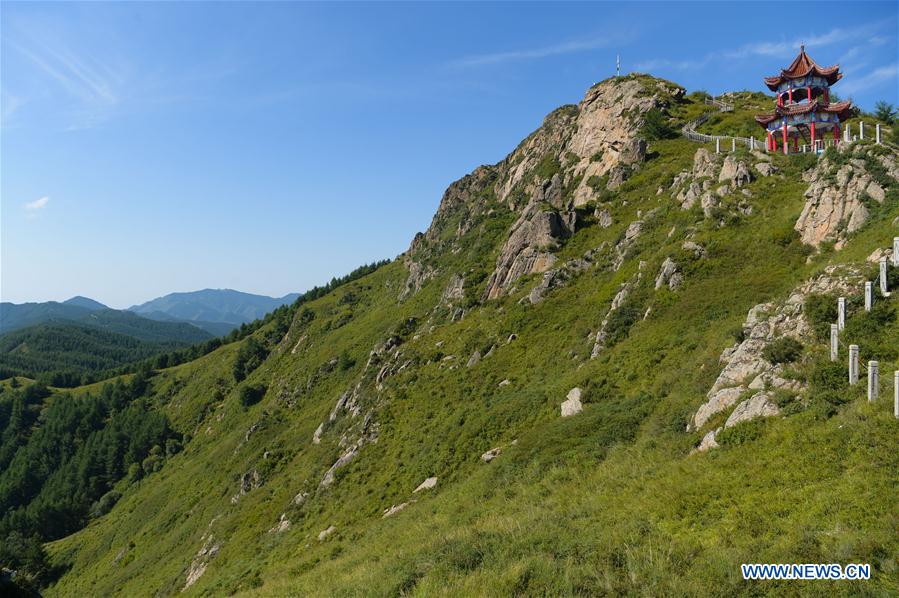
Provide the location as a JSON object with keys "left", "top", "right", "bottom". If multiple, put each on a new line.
{"left": 2, "top": 76, "right": 897, "bottom": 596}
{"left": 0, "top": 322, "right": 206, "bottom": 385}
{"left": 62, "top": 296, "right": 108, "bottom": 311}
{"left": 129, "top": 289, "right": 301, "bottom": 333}
{"left": 0, "top": 305, "right": 213, "bottom": 385}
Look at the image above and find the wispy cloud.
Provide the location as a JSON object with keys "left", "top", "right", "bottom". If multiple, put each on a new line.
{"left": 24, "top": 196, "right": 50, "bottom": 218}
{"left": 449, "top": 34, "right": 621, "bottom": 68}
{"left": 3, "top": 14, "right": 127, "bottom": 129}
{"left": 637, "top": 18, "right": 895, "bottom": 74}
{"left": 838, "top": 63, "right": 898, "bottom": 95}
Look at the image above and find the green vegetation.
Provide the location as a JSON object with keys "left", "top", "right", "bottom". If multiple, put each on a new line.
{"left": 762, "top": 337, "right": 803, "bottom": 364}
{"left": 0, "top": 78, "right": 894, "bottom": 597}
{"left": 0, "top": 322, "right": 203, "bottom": 386}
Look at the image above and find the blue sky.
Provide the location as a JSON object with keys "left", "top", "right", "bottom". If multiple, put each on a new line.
{"left": 2, "top": 2, "right": 896, "bottom": 308}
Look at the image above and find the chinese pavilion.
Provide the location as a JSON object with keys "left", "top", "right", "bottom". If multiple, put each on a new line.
{"left": 755, "top": 46, "right": 853, "bottom": 154}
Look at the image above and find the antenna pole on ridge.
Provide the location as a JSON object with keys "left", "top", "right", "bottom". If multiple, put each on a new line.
{"left": 616, "top": 53, "right": 620, "bottom": 78}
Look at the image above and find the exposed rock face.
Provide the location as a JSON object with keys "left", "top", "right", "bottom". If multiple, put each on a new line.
{"left": 268, "top": 513, "right": 290, "bottom": 534}
{"left": 527, "top": 245, "right": 605, "bottom": 304}
{"left": 561, "top": 387, "right": 583, "bottom": 417}
{"left": 595, "top": 207, "right": 613, "bottom": 228}
{"left": 183, "top": 535, "right": 220, "bottom": 591}
{"left": 413, "top": 477, "right": 438, "bottom": 493}
{"left": 483, "top": 195, "right": 573, "bottom": 299}
{"left": 718, "top": 155, "right": 752, "bottom": 188}
{"left": 671, "top": 148, "right": 753, "bottom": 213}
{"left": 654, "top": 258, "right": 683, "bottom": 290}
{"left": 399, "top": 257, "right": 435, "bottom": 300}
{"left": 689, "top": 265, "right": 864, "bottom": 433}
{"left": 725, "top": 392, "right": 779, "bottom": 428}
{"left": 415, "top": 77, "right": 682, "bottom": 301}
{"left": 567, "top": 79, "right": 678, "bottom": 205}
{"left": 692, "top": 428, "right": 721, "bottom": 454}
{"left": 795, "top": 146, "right": 897, "bottom": 248}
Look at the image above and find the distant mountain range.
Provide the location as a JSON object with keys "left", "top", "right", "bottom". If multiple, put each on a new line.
{"left": 128, "top": 289, "right": 299, "bottom": 333}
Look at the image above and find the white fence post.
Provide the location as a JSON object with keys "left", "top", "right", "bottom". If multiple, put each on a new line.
{"left": 894, "top": 371, "right": 898, "bottom": 418}
{"left": 876, "top": 123, "right": 881, "bottom": 144}
{"left": 893, "top": 237, "right": 899, "bottom": 267}
{"left": 838, "top": 297, "right": 846, "bottom": 330}
{"left": 880, "top": 257, "right": 889, "bottom": 296}
{"left": 860, "top": 122, "right": 865, "bottom": 140}
{"left": 844, "top": 123, "right": 850, "bottom": 142}
{"left": 715, "top": 138, "right": 720, "bottom": 154}
{"left": 731, "top": 138, "right": 736, "bottom": 152}
{"left": 849, "top": 345, "right": 859, "bottom": 385}
{"left": 868, "top": 361, "right": 879, "bottom": 402}
{"left": 830, "top": 324, "right": 839, "bottom": 362}
{"left": 864, "top": 282, "right": 873, "bottom": 311}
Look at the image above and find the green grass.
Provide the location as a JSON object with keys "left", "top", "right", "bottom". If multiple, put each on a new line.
{"left": 33, "top": 77, "right": 899, "bottom": 597}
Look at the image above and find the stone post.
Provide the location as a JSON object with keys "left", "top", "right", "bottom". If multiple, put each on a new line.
{"left": 844, "top": 123, "right": 850, "bottom": 142}
{"left": 868, "top": 361, "right": 878, "bottom": 402}
{"left": 830, "top": 324, "right": 839, "bottom": 362}
{"left": 849, "top": 345, "right": 859, "bottom": 385}
{"left": 880, "top": 257, "right": 889, "bottom": 295}
{"left": 838, "top": 297, "right": 846, "bottom": 330}
{"left": 715, "top": 138, "right": 720, "bottom": 154}
{"left": 731, "top": 138, "right": 736, "bottom": 152}
{"left": 750, "top": 136, "right": 755, "bottom": 150}
{"left": 894, "top": 237, "right": 899, "bottom": 267}
{"left": 860, "top": 121, "right": 864, "bottom": 140}
{"left": 894, "top": 371, "right": 898, "bottom": 419}
{"left": 864, "top": 282, "right": 873, "bottom": 312}
{"left": 876, "top": 123, "right": 881, "bottom": 144}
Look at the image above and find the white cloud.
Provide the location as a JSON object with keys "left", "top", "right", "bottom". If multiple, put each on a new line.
{"left": 24, "top": 196, "right": 49, "bottom": 212}
{"left": 637, "top": 18, "right": 895, "bottom": 75}
{"left": 838, "top": 63, "right": 898, "bottom": 95}
{"left": 449, "top": 33, "right": 630, "bottom": 68}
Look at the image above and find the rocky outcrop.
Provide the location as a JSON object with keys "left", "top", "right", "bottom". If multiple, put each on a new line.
{"left": 725, "top": 392, "right": 779, "bottom": 427}
{"left": 567, "top": 77, "right": 679, "bottom": 205}
{"left": 482, "top": 193, "right": 574, "bottom": 299}
{"left": 399, "top": 257, "right": 435, "bottom": 300}
{"left": 413, "top": 477, "right": 438, "bottom": 493}
{"left": 654, "top": 258, "right": 683, "bottom": 290}
{"left": 561, "top": 388, "right": 583, "bottom": 417}
{"left": 592, "top": 262, "right": 645, "bottom": 357}
{"left": 689, "top": 265, "right": 864, "bottom": 433}
{"left": 671, "top": 148, "right": 753, "bottom": 213}
{"left": 481, "top": 447, "right": 502, "bottom": 463}
{"left": 183, "top": 535, "right": 221, "bottom": 591}
{"left": 795, "top": 146, "right": 896, "bottom": 248}
{"left": 382, "top": 502, "right": 410, "bottom": 518}
{"left": 527, "top": 245, "right": 606, "bottom": 304}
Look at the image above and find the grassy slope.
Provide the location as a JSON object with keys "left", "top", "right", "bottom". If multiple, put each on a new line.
{"left": 45, "top": 92, "right": 899, "bottom": 596}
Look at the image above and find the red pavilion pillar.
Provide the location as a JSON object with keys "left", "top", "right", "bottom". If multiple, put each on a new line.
{"left": 810, "top": 122, "right": 816, "bottom": 149}
{"left": 788, "top": 88, "right": 793, "bottom": 105}
{"left": 782, "top": 123, "right": 788, "bottom": 155}
{"left": 807, "top": 86, "right": 811, "bottom": 102}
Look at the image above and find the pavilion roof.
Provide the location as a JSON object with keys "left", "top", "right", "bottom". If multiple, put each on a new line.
{"left": 763, "top": 46, "right": 842, "bottom": 91}
{"left": 754, "top": 100, "right": 853, "bottom": 126}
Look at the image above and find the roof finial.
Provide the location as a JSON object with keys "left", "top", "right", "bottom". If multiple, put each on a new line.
{"left": 800, "top": 43, "right": 805, "bottom": 52}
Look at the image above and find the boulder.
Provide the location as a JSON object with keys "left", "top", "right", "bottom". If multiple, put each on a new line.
{"left": 718, "top": 155, "right": 752, "bottom": 188}
{"left": 654, "top": 258, "right": 682, "bottom": 290}
{"left": 318, "top": 526, "right": 337, "bottom": 541}
{"left": 561, "top": 387, "right": 583, "bottom": 417}
{"left": 690, "top": 386, "right": 745, "bottom": 431}
{"left": 725, "top": 392, "right": 779, "bottom": 428}
{"left": 413, "top": 477, "right": 438, "bottom": 493}
{"left": 481, "top": 447, "right": 502, "bottom": 463}
{"left": 382, "top": 503, "right": 409, "bottom": 518}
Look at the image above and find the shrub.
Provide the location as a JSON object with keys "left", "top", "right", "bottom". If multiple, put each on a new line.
{"left": 239, "top": 384, "right": 266, "bottom": 409}
{"left": 762, "top": 337, "right": 803, "bottom": 364}
{"left": 803, "top": 294, "right": 837, "bottom": 340}
{"left": 642, "top": 108, "right": 677, "bottom": 140}
{"left": 233, "top": 337, "right": 269, "bottom": 382}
